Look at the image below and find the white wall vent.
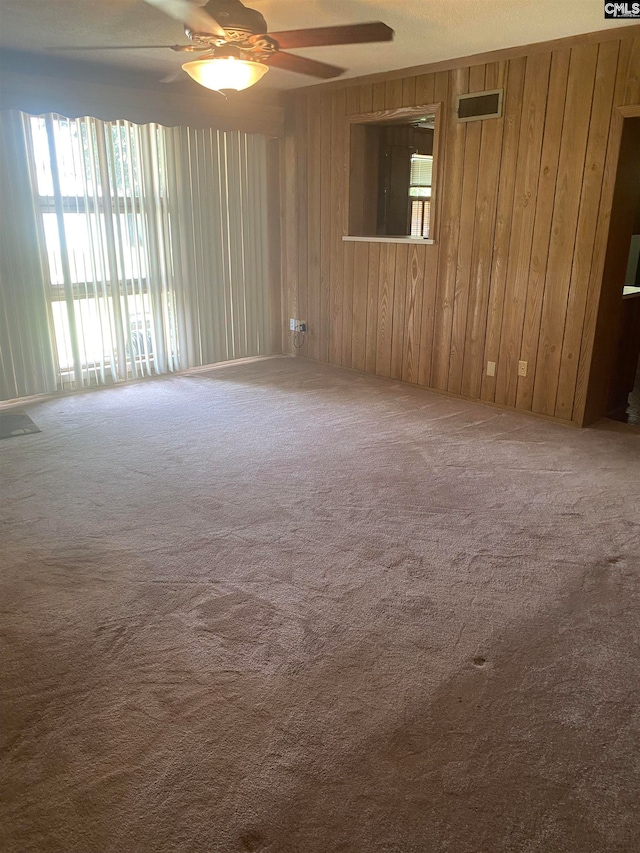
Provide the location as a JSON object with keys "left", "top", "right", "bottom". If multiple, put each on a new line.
{"left": 456, "top": 89, "right": 503, "bottom": 122}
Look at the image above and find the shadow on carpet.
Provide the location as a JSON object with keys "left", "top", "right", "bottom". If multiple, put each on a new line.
{"left": 0, "top": 411, "right": 41, "bottom": 440}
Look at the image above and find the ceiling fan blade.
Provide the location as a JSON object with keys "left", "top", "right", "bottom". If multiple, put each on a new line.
{"left": 50, "top": 45, "right": 205, "bottom": 51}
{"left": 266, "top": 51, "right": 345, "bottom": 79}
{"left": 144, "top": 0, "right": 226, "bottom": 38}
{"left": 268, "top": 22, "right": 393, "bottom": 50}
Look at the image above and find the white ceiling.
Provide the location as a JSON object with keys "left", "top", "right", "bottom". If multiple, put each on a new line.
{"left": 0, "top": 1, "right": 634, "bottom": 92}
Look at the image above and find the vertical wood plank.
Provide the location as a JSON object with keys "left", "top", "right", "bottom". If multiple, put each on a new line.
{"left": 306, "top": 92, "right": 322, "bottom": 360}
{"left": 415, "top": 73, "right": 435, "bottom": 106}
{"left": 376, "top": 243, "right": 397, "bottom": 377}
{"left": 480, "top": 56, "right": 527, "bottom": 401}
{"left": 351, "top": 241, "right": 370, "bottom": 371}
{"left": 418, "top": 245, "right": 439, "bottom": 386}
{"left": 342, "top": 239, "right": 355, "bottom": 367}
{"left": 417, "top": 70, "right": 448, "bottom": 386}
{"left": 318, "top": 94, "right": 332, "bottom": 363}
{"left": 296, "top": 97, "right": 309, "bottom": 356}
{"left": 461, "top": 61, "right": 507, "bottom": 399}
{"left": 282, "top": 102, "right": 298, "bottom": 355}
{"left": 329, "top": 88, "right": 347, "bottom": 364}
{"left": 342, "top": 86, "right": 359, "bottom": 368}
{"left": 532, "top": 43, "right": 599, "bottom": 416}
{"left": 429, "top": 72, "right": 447, "bottom": 244}
{"left": 345, "top": 86, "right": 360, "bottom": 116}
{"left": 359, "top": 83, "right": 374, "bottom": 113}
{"left": 555, "top": 40, "right": 619, "bottom": 420}
{"left": 622, "top": 35, "right": 640, "bottom": 104}
{"left": 402, "top": 76, "right": 417, "bottom": 106}
{"left": 266, "top": 137, "right": 282, "bottom": 355}
{"left": 372, "top": 81, "right": 386, "bottom": 111}
{"left": 391, "top": 243, "right": 408, "bottom": 379}
{"left": 402, "top": 244, "right": 425, "bottom": 384}
{"left": 385, "top": 78, "right": 404, "bottom": 109}
{"left": 447, "top": 63, "right": 485, "bottom": 395}
{"left": 494, "top": 51, "right": 551, "bottom": 407}
{"left": 365, "top": 243, "right": 381, "bottom": 373}
{"left": 516, "top": 49, "right": 571, "bottom": 410}
{"left": 431, "top": 66, "right": 469, "bottom": 390}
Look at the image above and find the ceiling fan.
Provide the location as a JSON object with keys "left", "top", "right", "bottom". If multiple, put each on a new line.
{"left": 60, "top": 0, "right": 394, "bottom": 93}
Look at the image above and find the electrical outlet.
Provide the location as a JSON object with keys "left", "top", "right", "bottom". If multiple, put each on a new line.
{"left": 518, "top": 360, "right": 528, "bottom": 377}
{"left": 289, "top": 319, "right": 307, "bottom": 332}
{"left": 289, "top": 318, "right": 296, "bottom": 331}
{"left": 486, "top": 361, "right": 496, "bottom": 377}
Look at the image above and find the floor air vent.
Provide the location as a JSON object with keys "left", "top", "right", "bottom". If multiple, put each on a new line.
{"left": 456, "top": 89, "right": 503, "bottom": 122}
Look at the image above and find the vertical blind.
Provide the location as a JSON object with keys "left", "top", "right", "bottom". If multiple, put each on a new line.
{"left": 0, "top": 110, "right": 271, "bottom": 401}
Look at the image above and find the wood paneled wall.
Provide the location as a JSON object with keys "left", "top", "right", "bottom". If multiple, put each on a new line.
{"left": 281, "top": 27, "right": 640, "bottom": 425}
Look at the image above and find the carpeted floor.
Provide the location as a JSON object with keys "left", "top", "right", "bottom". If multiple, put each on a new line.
{"left": 1, "top": 356, "right": 639, "bottom": 853}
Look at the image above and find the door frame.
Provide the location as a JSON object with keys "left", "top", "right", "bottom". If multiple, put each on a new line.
{"left": 576, "top": 104, "right": 640, "bottom": 426}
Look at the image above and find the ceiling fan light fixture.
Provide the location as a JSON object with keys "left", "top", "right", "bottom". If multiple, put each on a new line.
{"left": 181, "top": 56, "right": 269, "bottom": 92}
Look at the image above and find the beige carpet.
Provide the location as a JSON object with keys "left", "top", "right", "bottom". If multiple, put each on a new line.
{"left": 1, "top": 356, "right": 639, "bottom": 853}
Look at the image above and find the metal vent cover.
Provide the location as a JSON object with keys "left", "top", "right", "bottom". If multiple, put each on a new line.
{"left": 456, "top": 89, "right": 503, "bottom": 122}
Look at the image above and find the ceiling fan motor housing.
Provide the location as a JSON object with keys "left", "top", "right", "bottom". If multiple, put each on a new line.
{"left": 186, "top": 0, "right": 268, "bottom": 38}
{"left": 185, "top": 0, "right": 277, "bottom": 60}
{"left": 206, "top": 0, "right": 268, "bottom": 32}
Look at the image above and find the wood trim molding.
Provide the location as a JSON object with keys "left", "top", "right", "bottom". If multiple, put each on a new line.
{"left": 343, "top": 236, "right": 435, "bottom": 245}
{"left": 290, "top": 23, "right": 640, "bottom": 97}
{"left": 618, "top": 104, "right": 640, "bottom": 117}
{"left": 345, "top": 103, "right": 440, "bottom": 125}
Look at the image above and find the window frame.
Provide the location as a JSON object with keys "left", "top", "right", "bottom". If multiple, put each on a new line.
{"left": 344, "top": 102, "right": 442, "bottom": 245}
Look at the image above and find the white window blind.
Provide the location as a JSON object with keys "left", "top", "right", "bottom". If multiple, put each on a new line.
{"left": 409, "top": 154, "right": 433, "bottom": 189}
{"left": 0, "top": 111, "right": 271, "bottom": 400}
{"left": 409, "top": 154, "right": 433, "bottom": 238}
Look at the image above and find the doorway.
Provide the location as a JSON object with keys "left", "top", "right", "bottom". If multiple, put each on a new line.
{"left": 583, "top": 115, "right": 640, "bottom": 426}
{"left": 608, "top": 174, "right": 640, "bottom": 424}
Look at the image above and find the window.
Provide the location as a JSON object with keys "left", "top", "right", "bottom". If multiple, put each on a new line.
{"left": 1, "top": 109, "right": 270, "bottom": 401}
{"left": 409, "top": 154, "right": 433, "bottom": 238}
{"left": 27, "top": 115, "right": 162, "bottom": 377}
{"left": 347, "top": 105, "right": 440, "bottom": 241}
